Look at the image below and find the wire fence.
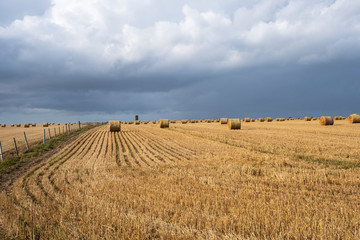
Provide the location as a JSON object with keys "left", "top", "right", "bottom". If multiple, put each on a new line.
{"left": 0, "top": 122, "right": 82, "bottom": 161}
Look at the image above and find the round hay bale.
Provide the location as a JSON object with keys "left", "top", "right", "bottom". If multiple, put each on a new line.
{"left": 304, "top": 117, "right": 312, "bottom": 121}
{"left": 43, "top": 123, "right": 49, "bottom": 127}
{"left": 348, "top": 114, "right": 360, "bottom": 123}
{"left": 1, "top": 124, "right": 6, "bottom": 127}
{"left": 265, "top": 117, "right": 273, "bottom": 122}
{"left": 242, "top": 118, "right": 251, "bottom": 122}
{"left": 228, "top": 119, "right": 241, "bottom": 130}
{"left": 220, "top": 118, "right": 228, "bottom": 124}
{"left": 32, "top": 123, "right": 36, "bottom": 127}
{"left": 312, "top": 118, "right": 318, "bottom": 121}
{"left": 11, "top": 124, "right": 15, "bottom": 127}
{"left": 16, "top": 124, "right": 21, "bottom": 127}
{"left": 250, "top": 119, "right": 255, "bottom": 122}
{"left": 256, "top": 118, "right": 265, "bottom": 122}
{"left": 181, "top": 120, "right": 187, "bottom": 124}
{"left": 109, "top": 120, "right": 121, "bottom": 132}
{"left": 24, "top": 123, "right": 30, "bottom": 128}
{"left": 135, "top": 121, "right": 140, "bottom": 125}
{"left": 159, "top": 119, "right": 170, "bottom": 128}
{"left": 320, "top": 116, "right": 334, "bottom": 125}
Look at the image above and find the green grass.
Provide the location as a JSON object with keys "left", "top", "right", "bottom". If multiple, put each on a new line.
{"left": 0, "top": 124, "right": 100, "bottom": 174}
{"left": 0, "top": 158, "right": 19, "bottom": 169}
{"left": 0, "top": 157, "right": 23, "bottom": 174}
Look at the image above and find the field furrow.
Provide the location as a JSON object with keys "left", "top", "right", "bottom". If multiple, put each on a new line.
{"left": 121, "top": 131, "right": 143, "bottom": 167}
{"left": 118, "top": 131, "right": 136, "bottom": 167}
{"left": 135, "top": 131, "right": 178, "bottom": 163}
{"left": 123, "top": 131, "right": 152, "bottom": 167}
{"left": 11, "top": 128, "right": 98, "bottom": 210}
{"left": 24, "top": 129, "right": 99, "bottom": 207}
{"left": 129, "top": 131, "right": 167, "bottom": 163}
{"left": 51, "top": 130, "right": 102, "bottom": 193}
{"left": 127, "top": 131, "right": 162, "bottom": 165}
{"left": 135, "top": 131, "right": 188, "bottom": 162}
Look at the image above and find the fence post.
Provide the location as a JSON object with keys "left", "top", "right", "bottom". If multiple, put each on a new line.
{"left": 48, "top": 128, "right": 51, "bottom": 140}
{"left": 54, "top": 128, "right": 57, "bottom": 138}
{"left": 23, "top": 132, "right": 30, "bottom": 152}
{"left": 59, "top": 127, "right": 60, "bottom": 136}
{"left": 43, "top": 129, "right": 46, "bottom": 144}
{"left": 63, "top": 126, "right": 64, "bottom": 134}
{"left": 0, "top": 141, "right": 3, "bottom": 161}
{"left": 78, "top": 121, "right": 81, "bottom": 129}
{"left": 13, "top": 138, "right": 18, "bottom": 156}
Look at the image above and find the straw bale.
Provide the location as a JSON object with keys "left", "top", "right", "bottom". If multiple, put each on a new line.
{"left": 320, "top": 116, "right": 334, "bottom": 125}
{"left": 228, "top": 119, "right": 241, "bottom": 130}
{"left": 109, "top": 120, "right": 121, "bottom": 132}
{"left": 348, "top": 114, "right": 360, "bottom": 123}
{"left": 159, "top": 119, "right": 170, "bottom": 128}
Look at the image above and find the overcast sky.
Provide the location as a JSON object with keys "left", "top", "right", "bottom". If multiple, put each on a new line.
{"left": 0, "top": 0, "right": 359, "bottom": 123}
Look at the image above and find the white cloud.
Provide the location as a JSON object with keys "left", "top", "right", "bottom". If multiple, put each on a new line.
{"left": 0, "top": 0, "right": 360, "bottom": 73}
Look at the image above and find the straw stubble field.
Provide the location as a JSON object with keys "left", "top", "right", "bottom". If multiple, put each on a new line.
{"left": 0, "top": 120, "right": 360, "bottom": 239}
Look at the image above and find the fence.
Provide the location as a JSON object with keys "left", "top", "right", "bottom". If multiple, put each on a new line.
{"left": 0, "top": 123, "right": 81, "bottom": 161}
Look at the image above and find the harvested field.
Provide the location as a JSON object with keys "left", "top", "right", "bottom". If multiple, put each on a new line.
{"left": 0, "top": 120, "right": 360, "bottom": 239}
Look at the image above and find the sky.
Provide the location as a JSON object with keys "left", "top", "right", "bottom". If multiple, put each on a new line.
{"left": 0, "top": 0, "right": 359, "bottom": 123}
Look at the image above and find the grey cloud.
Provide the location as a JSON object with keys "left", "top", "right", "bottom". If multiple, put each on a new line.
{"left": 0, "top": 0, "right": 360, "bottom": 123}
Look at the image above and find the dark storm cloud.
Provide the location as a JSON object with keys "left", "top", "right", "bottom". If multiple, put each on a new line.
{"left": 165, "top": 59, "right": 360, "bottom": 119}
{"left": 1, "top": 0, "right": 360, "bottom": 123}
